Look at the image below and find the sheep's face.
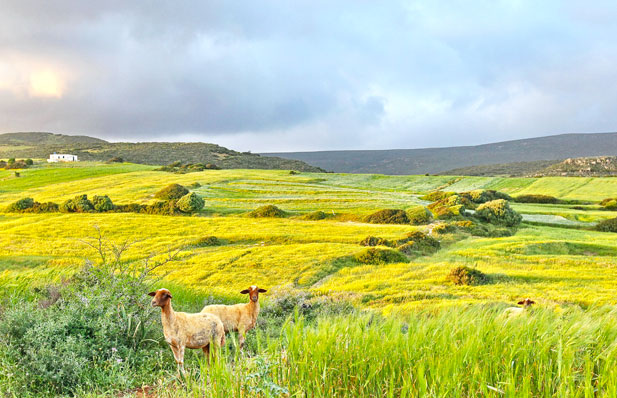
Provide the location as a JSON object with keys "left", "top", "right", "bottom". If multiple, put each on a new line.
{"left": 240, "top": 285, "right": 267, "bottom": 303}
{"left": 517, "top": 298, "right": 535, "bottom": 307}
{"left": 148, "top": 288, "right": 173, "bottom": 307}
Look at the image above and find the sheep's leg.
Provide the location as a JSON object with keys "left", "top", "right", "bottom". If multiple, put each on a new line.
{"left": 170, "top": 344, "right": 186, "bottom": 375}
{"left": 238, "top": 328, "right": 246, "bottom": 349}
{"left": 202, "top": 344, "right": 211, "bottom": 364}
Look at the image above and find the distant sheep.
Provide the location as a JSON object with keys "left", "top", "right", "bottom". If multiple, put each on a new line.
{"left": 503, "top": 298, "right": 536, "bottom": 317}
{"left": 148, "top": 288, "right": 225, "bottom": 374}
{"left": 201, "top": 285, "right": 267, "bottom": 349}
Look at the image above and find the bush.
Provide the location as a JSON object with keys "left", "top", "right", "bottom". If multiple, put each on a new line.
{"left": 154, "top": 184, "right": 189, "bottom": 200}
{"left": 5, "top": 160, "right": 28, "bottom": 169}
{"left": 514, "top": 194, "right": 559, "bottom": 204}
{"left": 396, "top": 231, "right": 440, "bottom": 255}
{"left": 461, "top": 190, "right": 511, "bottom": 204}
{"left": 407, "top": 206, "right": 433, "bottom": 225}
{"left": 34, "top": 202, "right": 60, "bottom": 213}
{"left": 354, "top": 248, "right": 408, "bottom": 264}
{"left": 25, "top": 158, "right": 34, "bottom": 165}
{"left": 475, "top": 199, "right": 522, "bottom": 227}
{"left": 468, "top": 223, "right": 513, "bottom": 237}
{"left": 194, "top": 236, "right": 222, "bottom": 247}
{"left": 6, "top": 197, "right": 35, "bottom": 212}
{"left": 420, "top": 191, "right": 455, "bottom": 201}
{"left": 596, "top": 217, "right": 617, "bottom": 233}
{"left": 176, "top": 192, "right": 205, "bottom": 213}
{"left": 447, "top": 266, "right": 489, "bottom": 286}
{"left": 359, "top": 236, "right": 394, "bottom": 247}
{"left": 108, "top": 156, "right": 124, "bottom": 163}
{"left": 428, "top": 195, "right": 466, "bottom": 220}
{"left": 432, "top": 223, "right": 456, "bottom": 235}
{"left": 115, "top": 203, "right": 146, "bottom": 213}
{"left": 365, "top": 209, "right": 409, "bottom": 224}
{"left": 143, "top": 200, "right": 179, "bottom": 215}
{"left": 600, "top": 198, "right": 617, "bottom": 210}
{"left": 189, "top": 182, "right": 201, "bottom": 188}
{"left": 60, "top": 194, "right": 94, "bottom": 213}
{"left": 301, "top": 210, "right": 328, "bottom": 220}
{"left": 0, "top": 238, "right": 167, "bottom": 397}
{"left": 248, "top": 205, "right": 287, "bottom": 218}
{"left": 92, "top": 195, "right": 115, "bottom": 212}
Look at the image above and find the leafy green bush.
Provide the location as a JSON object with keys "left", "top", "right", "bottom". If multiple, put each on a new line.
{"left": 354, "top": 248, "right": 408, "bottom": 264}
{"left": 154, "top": 183, "right": 189, "bottom": 200}
{"left": 365, "top": 209, "right": 409, "bottom": 224}
{"left": 0, "top": 256, "right": 164, "bottom": 396}
{"left": 248, "top": 205, "right": 287, "bottom": 218}
{"left": 108, "top": 157, "right": 124, "bottom": 163}
{"left": 396, "top": 231, "right": 440, "bottom": 255}
{"left": 432, "top": 223, "right": 456, "bottom": 235}
{"left": 514, "top": 194, "right": 559, "bottom": 204}
{"left": 5, "top": 160, "right": 28, "bottom": 169}
{"left": 189, "top": 182, "right": 201, "bottom": 188}
{"left": 596, "top": 217, "right": 617, "bottom": 232}
{"left": 115, "top": 203, "right": 146, "bottom": 213}
{"left": 176, "top": 192, "right": 205, "bottom": 213}
{"left": 475, "top": 199, "right": 522, "bottom": 227}
{"left": 92, "top": 195, "right": 115, "bottom": 212}
{"left": 468, "top": 223, "right": 513, "bottom": 237}
{"left": 194, "top": 236, "right": 222, "bottom": 247}
{"left": 407, "top": 206, "right": 433, "bottom": 225}
{"left": 359, "top": 236, "right": 394, "bottom": 247}
{"left": 143, "top": 200, "right": 179, "bottom": 215}
{"left": 6, "top": 197, "right": 35, "bottom": 212}
{"left": 60, "top": 194, "right": 94, "bottom": 213}
{"left": 462, "top": 189, "right": 511, "bottom": 204}
{"left": 600, "top": 198, "right": 617, "bottom": 210}
{"left": 427, "top": 195, "right": 466, "bottom": 220}
{"left": 301, "top": 210, "right": 328, "bottom": 220}
{"left": 25, "top": 158, "right": 34, "bottom": 165}
{"left": 420, "top": 191, "right": 455, "bottom": 201}
{"left": 447, "top": 266, "right": 489, "bottom": 286}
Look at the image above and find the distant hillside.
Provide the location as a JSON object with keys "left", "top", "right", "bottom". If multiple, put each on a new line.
{"left": 536, "top": 156, "right": 617, "bottom": 177}
{"left": 265, "top": 132, "right": 617, "bottom": 175}
{"left": 0, "top": 132, "right": 323, "bottom": 172}
{"left": 440, "top": 160, "right": 561, "bottom": 177}
{"left": 0, "top": 132, "right": 107, "bottom": 146}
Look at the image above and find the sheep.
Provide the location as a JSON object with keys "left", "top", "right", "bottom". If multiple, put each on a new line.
{"left": 503, "top": 298, "right": 536, "bottom": 317}
{"left": 201, "top": 285, "right": 267, "bottom": 349}
{"left": 148, "top": 288, "right": 225, "bottom": 374}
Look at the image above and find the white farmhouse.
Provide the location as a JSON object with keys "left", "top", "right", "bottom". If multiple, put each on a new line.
{"left": 48, "top": 153, "right": 79, "bottom": 162}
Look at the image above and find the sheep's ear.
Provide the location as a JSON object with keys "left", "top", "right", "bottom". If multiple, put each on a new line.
{"left": 240, "top": 289, "right": 250, "bottom": 294}
{"left": 517, "top": 300, "right": 524, "bottom": 305}
{"left": 165, "top": 292, "right": 172, "bottom": 299}
{"left": 529, "top": 300, "right": 535, "bottom": 304}
{"left": 258, "top": 288, "right": 267, "bottom": 293}
{"left": 147, "top": 292, "right": 156, "bottom": 297}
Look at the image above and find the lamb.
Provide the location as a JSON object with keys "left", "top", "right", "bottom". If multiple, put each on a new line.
{"left": 201, "top": 285, "right": 267, "bottom": 349}
{"left": 503, "top": 298, "right": 536, "bottom": 316}
{"left": 148, "top": 288, "right": 225, "bottom": 374}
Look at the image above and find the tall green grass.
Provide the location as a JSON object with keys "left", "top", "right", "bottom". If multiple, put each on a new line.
{"left": 162, "top": 306, "right": 617, "bottom": 397}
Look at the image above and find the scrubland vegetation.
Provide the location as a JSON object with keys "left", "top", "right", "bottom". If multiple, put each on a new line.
{"left": 2, "top": 162, "right": 617, "bottom": 396}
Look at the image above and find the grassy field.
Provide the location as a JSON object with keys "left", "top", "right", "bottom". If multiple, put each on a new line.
{"left": 2, "top": 162, "right": 617, "bottom": 396}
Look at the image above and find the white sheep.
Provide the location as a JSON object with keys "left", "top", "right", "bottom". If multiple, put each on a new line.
{"left": 503, "top": 298, "right": 536, "bottom": 317}
{"left": 201, "top": 285, "right": 267, "bottom": 349}
{"left": 148, "top": 288, "right": 225, "bottom": 374}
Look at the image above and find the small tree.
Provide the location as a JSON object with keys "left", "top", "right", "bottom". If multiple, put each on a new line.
{"left": 92, "top": 195, "right": 115, "bottom": 212}
{"left": 475, "top": 199, "right": 522, "bottom": 227}
{"left": 25, "top": 158, "right": 34, "bottom": 166}
{"left": 176, "top": 192, "right": 205, "bottom": 213}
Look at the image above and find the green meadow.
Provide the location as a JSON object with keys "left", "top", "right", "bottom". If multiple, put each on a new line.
{"left": 2, "top": 162, "right": 617, "bottom": 397}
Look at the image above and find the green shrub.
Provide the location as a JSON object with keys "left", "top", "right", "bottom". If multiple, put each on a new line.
{"left": 420, "top": 191, "right": 455, "bottom": 201}
{"left": 428, "top": 195, "right": 466, "bottom": 220}
{"left": 596, "top": 217, "right": 617, "bottom": 233}
{"left": 468, "top": 223, "right": 513, "bottom": 237}
{"left": 0, "top": 257, "right": 164, "bottom": 396}
{"left": 432, "top": 223, "right": 456, "bottom": 235}
{"left": 462, "top": 189, "right": 511, "bottom": 204}
{"left": 154, "top": 184, "right": 189, "bottom": 200}
{"left": 60, "top": 194, "right": 94, "bottom": 213}
{"left": 92, "top": 195, "right": 115, "bottom": 212}
{"left": 354, "top": 248, "right": 408, "bottom": 264}
{"left": 600, "top": 198, "right": 617, "bottom": 210}
{"left": 115, "top": 203, "right": 146, "bottom": 213}
{"left": 365, "top": 209, "right": 409, "bottom": 224}
{"left": 108, "top": 157, "right": 124, "bottom": 163}
{"left": 447, "top": 266, "right": 489, "bottom": 286}
{"left": 189, "top": 182, "right": 201, "bottom": 188}
{"left": 407, "top": 206, "right": 433, "bottom": 225}
{"left": 5, "top": 160, "right": 28, "bottom": 169}
{"left": 301, "top": 210, "right": 328, "bottom": 220}
{"left": 6, "top": 197, "right": 35, "bottom": 212}
{"left": 143, "top": 200, "right": 179, "bottom": 215}
{"left": 514, "top": 194, "right": 559, "bottom": 204}
{"left": 25, "top": 158, "right": 34, "bottom": 165}
{"left": 0, "top": 160, "right": 6, "bottom": 168}
{"left": 176, "top": 192, "right": 205, "bottom": 213}
{"left": 248, "top": 205, "right": 287, "bottom": 218}
{"left": 194, "top": 236, "right": 222, "bottom": 247}
{"left": 32, "top": 202, "right": 60, "bottom": 213}
{"left": 359, "top": 236, "right": 394, "bottom": 247}
{"left": 396, "top": 231, "right": 440, "bottom": 255}
{"left": 475, "top": 199, "right": 522, "bottom": 227}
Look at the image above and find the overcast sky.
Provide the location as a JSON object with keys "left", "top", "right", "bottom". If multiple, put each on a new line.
{"left": 1, "top": 1, "right": 617, "bottom": 152}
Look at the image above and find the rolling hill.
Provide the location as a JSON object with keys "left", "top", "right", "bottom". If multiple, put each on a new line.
{"left": 265, "top": 132, "right": 617, "bottom": 175}
{"left": 0, "top": 132, "right": 324, "bottom": 172}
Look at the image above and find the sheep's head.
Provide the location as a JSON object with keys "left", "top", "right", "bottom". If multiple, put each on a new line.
{"left": 148, "top": 288, "right": 173, "bottom": 307}
{"left": 517, "top": 298, "right": 535, "bottom": 307}
{"left": 240, "top": 285, "right": 267, "bottom": 303}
